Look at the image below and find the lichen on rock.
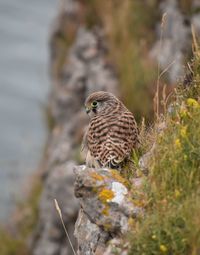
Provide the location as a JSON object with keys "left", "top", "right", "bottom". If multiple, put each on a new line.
{"left": 74, "top": 166, "right": 144, "bottom": 254}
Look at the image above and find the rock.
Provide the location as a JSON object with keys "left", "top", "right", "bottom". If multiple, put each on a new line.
{"left": 50, "top": 26, "right": 118, "bottom": 124}
{"left": 192, "top": 0, "right": 200, "bottom": 36}
{"left": 31, "top": 0, "right": 119, "bottom": 254}
{"left": 102, "top": 238, "right": 128, "bottom": 255}
{"left": 31, "top": 161, "right": 79, "bottom": 255}
{"left": 30, "top": 0, "right": 200, "bottom": 254}
{"left": 150, "top": 0, "right": 192, "bottom": 83}
{"left": 74, "top": 209, "right": 109, "bottom": 255}
{"left": 74, "top": 166, "right": 144, "bottom": 254}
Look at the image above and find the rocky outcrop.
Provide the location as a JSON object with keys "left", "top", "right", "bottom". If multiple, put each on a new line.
{"left": 31, "top": 1, "right": 118, "bottom": 255}
{"left": 32, "top": 161, "right": 78, "bottom": 255}
{"left": 74, "top": 166, "right": 144, "bottom": 255}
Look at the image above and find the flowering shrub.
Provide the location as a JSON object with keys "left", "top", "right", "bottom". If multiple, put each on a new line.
{"left": 128, "top": 48, "right": 200, "bottom": 255}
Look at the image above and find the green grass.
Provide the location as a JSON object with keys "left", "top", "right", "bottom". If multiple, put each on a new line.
{"left": 129, "top": 195, "right": 200, "bottom": 255}
{"left": 85, "top": 0, "right": 159, "bottom": 122}
{"left": 0, "top": 229, "right": 28, "bottom": 255}
{"left": 127, "top": 45, "right": 200, "bottom": 255}
{"left": 0, "top": 178, "right": 42, "bottom": 255}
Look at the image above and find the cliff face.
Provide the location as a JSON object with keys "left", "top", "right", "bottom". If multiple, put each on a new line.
{"left": 31, "top": 1, "right": 118, "bottom": 255}
{"left": 30, "top": 0, "right": 200, "bottom": 255}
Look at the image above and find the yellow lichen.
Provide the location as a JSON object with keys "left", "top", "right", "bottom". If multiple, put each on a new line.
{"left": 111, "top": 169, "right": 129, "bottom": 187}
{"left": 90, "top": 172, "right": 105, "bottom": 182}
{"left": 101, "top": 205, "right": 109, "bottom": 216}
{"left": 98, "top": 188, "right": 114, "bottom": 203}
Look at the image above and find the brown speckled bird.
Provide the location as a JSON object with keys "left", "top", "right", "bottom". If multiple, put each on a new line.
{"left": 83, "top": 91, "right": 139, "bottom": 169}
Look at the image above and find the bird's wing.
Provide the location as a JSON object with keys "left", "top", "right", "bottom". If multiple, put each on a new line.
{"left": 97, "top": 111, "right": 138, "bottom": 167}
{"left": 108, "top": 111, "right": 138, "bottom": 157}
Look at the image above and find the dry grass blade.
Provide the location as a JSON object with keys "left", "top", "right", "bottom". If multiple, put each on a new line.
{"left": 155, "top": 13, "right": 167, "bottom": 119}
{"left": 191, "top": 25, "right": 199, "bottom": 55}
{"left": 54, "top": 199, "right": 77, "bottom": 255}
{"left": 158, "top": 60, "right": 176, "bottom": 79}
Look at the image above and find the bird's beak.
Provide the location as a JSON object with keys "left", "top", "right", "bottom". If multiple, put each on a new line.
{"left": 85, "top": 107, "right": 90, "bottom": 114}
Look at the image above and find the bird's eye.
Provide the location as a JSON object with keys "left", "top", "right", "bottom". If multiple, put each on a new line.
{"left": 91, "top": 101, "right": 98, "bottom": 108}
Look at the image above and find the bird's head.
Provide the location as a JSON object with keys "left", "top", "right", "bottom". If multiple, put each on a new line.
{"left": 84, "top": 91, "right": 120, "bottom": 118}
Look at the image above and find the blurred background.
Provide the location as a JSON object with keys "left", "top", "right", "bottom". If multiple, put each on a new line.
{"left": 0, "top": 0, "right": 199, "bottom": 254}
{"left": 0, "top": 0, "right": 58, "bottom": 220}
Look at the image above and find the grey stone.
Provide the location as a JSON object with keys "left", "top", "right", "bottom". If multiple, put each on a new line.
{"left": 150, "top": 0, "right": 192, "bottom": 83}
{"left": 31, "top": 0, "right": 119, "bottom": 254}
{"left": 74, "top": 166, "right": 144, "bottom": 254}
{"left": 32, "top": 161, "right": 79, "bottom": 255}
{"left": 74, "top": 209, "right": 109, "bottom": 255}
{"left": 102, "top": 238, "right": 129, "bottom": 255}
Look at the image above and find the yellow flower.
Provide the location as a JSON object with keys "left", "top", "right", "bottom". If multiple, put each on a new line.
{"left": 179, "top": 105, "right": 188, "bottom": 118}
{"left": 187, "top": 98, "right": 199, "bottom": 108}
{"left": 180, "top": 126, "right": 187, "bottom": 138}
{"left": 174, "top": 139, "right": 181, "bottom": 149}
{"left": 175, "top": 189, "right": 181, "bottom": 198}
{"left": 151, "top": 234, "right": 157, "bottom": 240}
{"left": 160, "top": 244, "right": 167, "bottom": 252}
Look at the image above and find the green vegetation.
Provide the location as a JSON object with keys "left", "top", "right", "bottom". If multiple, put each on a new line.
{"left": 0, "top": 178, "right": 42, "bottom": 255}
{"left": 1, "top": 1, "right": 199, "bottom": 254}
{"left": 127, "top": 43, "right": 200, "bottom": 255}
{"left": 0, "top": 229, "right": 27, "bottom": 255}
{"left": 85, "top": 0, "right": 158, "bottom": 121}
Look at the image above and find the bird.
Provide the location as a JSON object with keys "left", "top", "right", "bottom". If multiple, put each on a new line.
{"left": 82, "top": 91, "right": 139, "bottom": 169}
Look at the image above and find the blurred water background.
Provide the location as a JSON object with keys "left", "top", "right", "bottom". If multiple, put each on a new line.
{"left": 0, "top": 0, "right": 58, "bottom": 222}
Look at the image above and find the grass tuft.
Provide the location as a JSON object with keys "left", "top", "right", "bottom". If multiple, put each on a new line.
{"left": 127, "top": 43, "right": 200, "bottom": 255}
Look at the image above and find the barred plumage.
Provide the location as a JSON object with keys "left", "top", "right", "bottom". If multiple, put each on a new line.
{"left": 83, "top": 91, "right": 139, "bottom": 169}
